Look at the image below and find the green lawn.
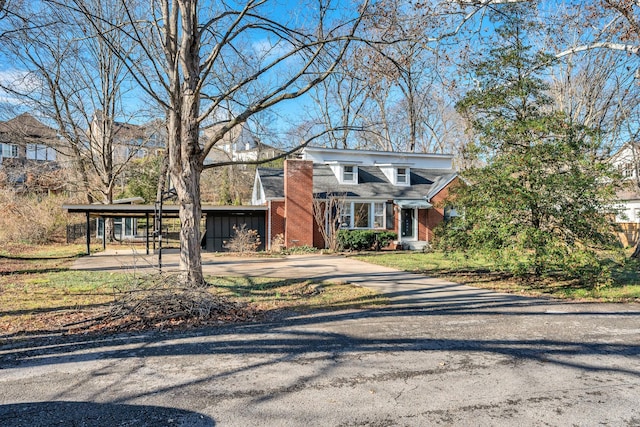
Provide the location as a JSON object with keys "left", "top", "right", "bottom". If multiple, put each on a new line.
{"left": 353, "top": 251, "right": 640, "bottom": 302}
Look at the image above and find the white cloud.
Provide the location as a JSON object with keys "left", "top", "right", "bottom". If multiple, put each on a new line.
{"left": 0, "top": 69, "right": 41, "bottom": 105}
{"left": 252, "top": 38, "right": 294, "bottom": 62}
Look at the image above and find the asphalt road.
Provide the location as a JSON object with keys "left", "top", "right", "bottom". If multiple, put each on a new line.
{"left": 1, "top": 253, "right": 639, "bottom": 426}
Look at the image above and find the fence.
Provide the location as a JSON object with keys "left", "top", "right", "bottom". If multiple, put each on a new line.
{"left": 66, "top": 222, "right": 96, "bottom": 243}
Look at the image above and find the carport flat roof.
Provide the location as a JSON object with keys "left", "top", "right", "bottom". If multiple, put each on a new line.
{"left": 63, "top": 204, "right": 267, "bottom": 218}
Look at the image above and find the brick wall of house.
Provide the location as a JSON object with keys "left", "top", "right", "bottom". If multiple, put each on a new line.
{"left": 425, "top": 177, "right": 458, "bottom": 242}
{"left": 269, "top": 200, "right": 286, "bottom": 248}
{"left": 418, "top": 209, "right": 428, "bottom": 241}
{"left": 426, "top": 208, "right": 443, "bottom": 242}
{"left": 284, "top": 159, "right": 314, "bottom": 247}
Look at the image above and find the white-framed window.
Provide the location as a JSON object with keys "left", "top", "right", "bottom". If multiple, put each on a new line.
{"left": 342, "top": 165, "right": 357, "bottom": 183}
{"left": 340, "top": 210, "right": 352, "bottom": 228}
{"left": 26, "top": 143, "right": 56, "bottom": 161}
{"left": 620, "top": 162, "right": 635, "bottom": 178}
{"left": 97, "top": 217, "right": 138, "bottom": 239}
{"left": 1, "top": 143, "right": 18, "bottom": 158}
{"left": 373, "top": 202, "right": 385, "bottom": 228}
{"left": 353, "top": 202, "right": 369, "bottom": 227}
{"left": 396, "top": 167, "right": 408, "bottom": 184}
{"left": 341, "top": 201, "right": 386, "bottom": 229}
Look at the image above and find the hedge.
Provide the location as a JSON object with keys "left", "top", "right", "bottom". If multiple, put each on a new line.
{"left": 337, "top": 230, "right": 397, "bottom": 251}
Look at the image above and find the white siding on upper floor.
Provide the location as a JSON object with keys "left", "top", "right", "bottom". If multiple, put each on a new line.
{"left": 302, "top": 146, "right": 454, "bottom": 170}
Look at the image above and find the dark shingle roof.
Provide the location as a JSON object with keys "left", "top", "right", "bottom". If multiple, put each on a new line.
{"left": 0, "top": 113, "right": 57, "bottom": 141}
{"left": 257, "top": 167, "right": 285, "bottom": 199}
{"left": 257, "top": 165, "right": 456, "bottom": 201}
{"left": 313, "top": 165, "right": 456, "bottom": 199}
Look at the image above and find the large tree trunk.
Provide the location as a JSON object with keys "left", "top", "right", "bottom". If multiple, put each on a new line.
{"left": 176, "top": 92, "right": 203, "bottom": 286}
{"left": 156, "top": 0, "right": 206, "bottom": 287}
{"left": 174, "top": 160, "right": 204, "bottom": 286}
{"left": 170, "top": 2, "right": 205, "bottom": 286}
{"left": 167, "top": 95, "right": 205, "bottom": 286}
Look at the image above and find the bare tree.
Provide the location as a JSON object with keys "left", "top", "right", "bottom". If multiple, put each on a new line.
{"left": 536, "top": 1, "right": 640, "bottom": 256}
{"left": 57, "top": 0, "right": 372, "bottom": 286}
{"left": 309, "top": 60, "right": 370, "bottom": 149}
{"left": 547, "top": 48, "right": 640, "bottom": 155}
{"left": 0, "top": 1, "right": 148, "bottom": 214}
{"left": 312, "top": 192, "right": 347, "bottom": 251}
{"left": 304, "top": 0, "right": 496, "bottom": 154}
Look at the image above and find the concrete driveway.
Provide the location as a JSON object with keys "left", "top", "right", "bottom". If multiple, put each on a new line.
{"left": 70, "top": 251, "right": 535, "bottom": 309}
{"left": 1, "top": 252, "right": 639, "bottom": 426}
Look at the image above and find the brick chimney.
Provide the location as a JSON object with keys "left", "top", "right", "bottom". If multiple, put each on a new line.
{"left": 284, "top": 159, "right": 314, "bottom": 248}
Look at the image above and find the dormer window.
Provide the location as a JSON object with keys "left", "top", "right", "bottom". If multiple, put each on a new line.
{"left": 376, "top": 163, "right": 412, "bottom": 186}
{"left": 342, "top": 165, "right": 357, "bottom": 183}
{"left": 396, "top": 167, "right": 408, "bottom": 184}
{"left": 326, "top": 161, "right": 361, "bottom": 184}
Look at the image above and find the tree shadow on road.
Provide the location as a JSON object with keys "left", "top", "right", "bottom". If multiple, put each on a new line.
{"left": 3, "top": 254, "right": 639, "bottom": 424}
{"left": 0, "top": 401, "right": 215, "bottom": 426}
{"left": 1, "top": 271, "right": 640, "bottom": 418}
{"left": 1, "top": 299, "right": 639, "bottom": 376}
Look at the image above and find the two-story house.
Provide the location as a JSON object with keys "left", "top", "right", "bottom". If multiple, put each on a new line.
{"left": 89, "top": 112, "right": 165, "bottom": 163}
{"left": 202, "top": 123, "right": 283, "bottom": 166}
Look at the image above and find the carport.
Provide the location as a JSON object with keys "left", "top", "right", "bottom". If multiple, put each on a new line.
{"left": 63, "top": 204, "right": 267, "bottom": 255}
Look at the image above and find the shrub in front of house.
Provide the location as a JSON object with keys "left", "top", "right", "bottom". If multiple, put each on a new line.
{"left": 224, "top": 224, "right": 261, "bottom": 253}
{"left": 338, "top": 230, "right": 397, "bottom": 251}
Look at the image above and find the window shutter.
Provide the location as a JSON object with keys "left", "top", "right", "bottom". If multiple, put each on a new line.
{"left": 385, "top": 203, "right": 394, "bottom": 230}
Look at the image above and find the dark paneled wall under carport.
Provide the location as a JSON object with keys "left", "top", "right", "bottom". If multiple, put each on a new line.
{"left": 204, "top": 211, "right": 266, "bottom": 252}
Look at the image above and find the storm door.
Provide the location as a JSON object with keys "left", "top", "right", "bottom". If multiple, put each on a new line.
{"left": 401, "top": 208, "right": 415, "bottom": 239}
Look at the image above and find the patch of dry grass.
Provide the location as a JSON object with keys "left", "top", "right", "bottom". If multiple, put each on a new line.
{"left": 0, "top": 245, "right": 387, "bottom": 336}
{"left": 210, "top": 276, "right": 387, "bottom": 312}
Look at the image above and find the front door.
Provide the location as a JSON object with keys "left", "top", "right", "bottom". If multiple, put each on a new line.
{"left": 401, "top": 208, "right": 415, "bottom": 239}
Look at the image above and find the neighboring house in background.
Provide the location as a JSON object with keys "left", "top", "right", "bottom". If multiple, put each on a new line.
{"left": 202, "top": 123, "right": 284, "bottom": 165}
{"left": 89, "top": 111, "right": 165, "bottom": 163}
{"left": 0, "top": 113, "right": 63, "bottom": 193}
{"left": 199, "top": 122, "right": 286, "bottom": 205}
{"left": 610, "top": 142, "right": 640, "bottom": 246}
{"left": 252, "top": 146, "right": 458, "bottom": 250}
